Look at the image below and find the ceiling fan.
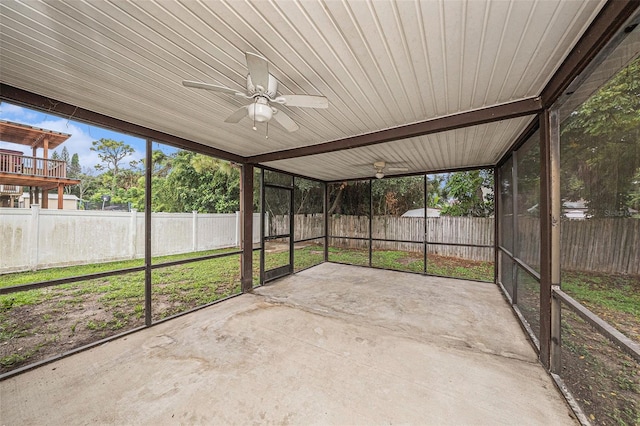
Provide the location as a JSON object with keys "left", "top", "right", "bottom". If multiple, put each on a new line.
{"left": 182, "top": 52, "right": 328, "bottom": 134}
{"left": 374, "top": 161, "right": 409, "bottom": 179}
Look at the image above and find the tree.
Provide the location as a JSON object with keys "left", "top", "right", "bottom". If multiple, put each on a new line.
{"left": 90, "top": 138, "right": 135, "bottom": 194}
{"left": 69, "top": 153, "right": 80, "bottom": 177}
{"left": 152, "top": 151, "right": 239, "bottom": 213}
{"left": 371, "top": 176, "right": 424, "bottom": 216}
{"left": 294, "top": 178, "right": 323, "bottom": 214}
{"left": 60, "top": 147, "right": 70, "bottom": 172}
{"left": 560, "top": 56, "right": 640, "bottom": 217}
{"left": 74, "top": 167, "right": 98, "bottom": 206}
{"left": 440, "top": 170, "right": 494, "bottom": 217}
{"left": 328, "top": 181, "right": 370, "bottom": 215}
{"left": 65, "top": 153, "right": 82, "bottom": 195}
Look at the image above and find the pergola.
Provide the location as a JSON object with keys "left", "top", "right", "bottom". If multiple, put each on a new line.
{"left": 1, "top": 0, "right": 639, "bottom": 422}
{"left": 0, "top": 120, "right": 80, "bottom": 208}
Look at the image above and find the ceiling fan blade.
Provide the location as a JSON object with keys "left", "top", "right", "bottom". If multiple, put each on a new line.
{"left": 388, "top": 167, "right": 409, "bottom": 172}
{"left": 224, "top": 106, "right": 248, "bottom": 123}
{"left": 182, "top": 80, "right": 240, "bottom": 95}
{"left": 274, "top": 94, "right": 328, "bottom": 109}
{"left": 272, "top": 109, "right": 299, "bottom": 132}
{"left": 245, "top": 52, "right": 270, "bottom": 93}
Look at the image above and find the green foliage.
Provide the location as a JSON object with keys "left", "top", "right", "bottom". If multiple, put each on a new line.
{"left": 67, "top": 145, "right": 241, "bottom": 213}
{"left": 90, "top": 139, "right": 135, "bottom": 175}
{"left": 1, "top": 349, "right": 39, "bottom": 368}
{"left": 561, "top": 57, "right": 640, "bottom": 217}
{"left": 60, "top": 146, "right": 70, "bottom": 170}
{"left": 562, "top": 272, "right": 640, "bottom": 319}
{"left": 90, "top": 138, "right": 136, "bottom": 196}
{"left": 328, "top": 181, "right": 371, "bottom": 215}
{"left": 372, "top": 176, "right": 424, "bottom": 216}
{"left": 152, "top": 151, "right": 239, "bottom": 213}
{"left": 441, "top": 170, "right": 494, "bottom": 217}
{"left": 294, "top": 178, "right": 323, "bottom": 214}
{"left": 70, "top": 153, "right": 80, "bottom": 176}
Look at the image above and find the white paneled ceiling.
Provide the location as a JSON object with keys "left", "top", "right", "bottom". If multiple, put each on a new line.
{"left": 0, "top": 0, "right": 609, "bottom": 180}
{"left": 264, "top": 115, "right": 536, "bottom": 181}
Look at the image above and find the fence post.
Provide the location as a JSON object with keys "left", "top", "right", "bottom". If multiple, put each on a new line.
{"left": 192, "top": 211, "right": 198, "bottom": 252}
{"left": 130, "top": 209, "right": 137, "bottom": 259}
{"left": 29, "top": 204, "right": 40, "bottom": 271}
{"left": 235, "top": 211, "right": 240, "bottom": 248}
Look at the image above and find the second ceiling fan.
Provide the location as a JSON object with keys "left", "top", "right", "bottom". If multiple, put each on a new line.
{"left": 183, "top": 52, "right": 328, "bottom": 133}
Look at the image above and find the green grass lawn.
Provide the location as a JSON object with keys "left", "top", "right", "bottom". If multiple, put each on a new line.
{"left": 329, "top": 246, "right": 495, "bottom": 282}
{"left": 1, "top": 245, "right": 637, "bottom": 378}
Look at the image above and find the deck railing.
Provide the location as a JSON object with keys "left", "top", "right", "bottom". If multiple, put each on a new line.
{"left": 0, "top": 184, "right": 22, "bottom": 195}
{"left": 0, "top": 152, "right": 67, "bottom": 178}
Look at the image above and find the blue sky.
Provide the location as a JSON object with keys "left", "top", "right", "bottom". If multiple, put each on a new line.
{"left": 0, "top": 101, "right": 175, "bottom": 170}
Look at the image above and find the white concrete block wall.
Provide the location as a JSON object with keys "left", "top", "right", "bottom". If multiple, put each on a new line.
{"left": 196, "top": 213, "right": 237, "bottom": 250}
{"left": 36, "top": 209, "right": 136, "bottom": 268}
{"left": 0, "top": 207, "right": 32, "bottom": 271}
{"left": 0, "top": 208, "right": 263, "bottom": 273}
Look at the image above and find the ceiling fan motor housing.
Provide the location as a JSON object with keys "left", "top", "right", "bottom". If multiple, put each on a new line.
{"left": 247, "top": 74, "right": 278, "bottom": 98}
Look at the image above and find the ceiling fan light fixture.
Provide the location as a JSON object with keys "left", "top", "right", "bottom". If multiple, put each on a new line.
{"left": 248, "top": 102, "right": 273, "bottom": 122}
{"left": 183, "top": 52, "right": 327, "bottom": 132}
{"left": 375, "top": 172, "right": 385, "bottom": 179}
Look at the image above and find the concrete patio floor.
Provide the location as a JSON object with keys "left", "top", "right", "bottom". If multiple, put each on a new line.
{"left": 0, "top": 263, "right": 576, "bottom": 425}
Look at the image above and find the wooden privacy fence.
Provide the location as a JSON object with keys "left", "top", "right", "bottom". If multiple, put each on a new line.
{"left": 271, "top": 215, "right": 495, "bottom": 262}
{"left": 563, "top": 218, "right": 640, "bottom": 275}
{"left": 272, "top": 214, "right": 640, "bottom": 274}
{"left": 517, "top": 217, "right": 640, "bottom": 275}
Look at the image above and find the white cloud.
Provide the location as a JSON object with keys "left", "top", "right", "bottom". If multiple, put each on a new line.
{"left": 0, "top": 103, "right": 39, "bottom": 121}
{"left": 35, "top": 119, "right": 103, "bottom": 168}
{"left": 1, "top": 105, "right": 145, "bottom": 169}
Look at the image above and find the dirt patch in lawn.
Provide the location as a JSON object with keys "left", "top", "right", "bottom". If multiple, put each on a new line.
{"left": 514, "top": 270, "right": 640, "bottom": 426}
{"left": 561, "top": 309, "right": 639, "bottom": 426}
{"left": 1, "top": 280, "right": 239, "bottom": 375}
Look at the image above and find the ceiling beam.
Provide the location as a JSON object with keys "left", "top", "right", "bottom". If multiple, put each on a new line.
{"left": 0, "top": 84, "right": 247, "bottom": 164}
{"left": 540, "top": 0, "right": 640, "bottom": 108}
{"left": 248, "top": 97, "right": 542, "bottom": 164}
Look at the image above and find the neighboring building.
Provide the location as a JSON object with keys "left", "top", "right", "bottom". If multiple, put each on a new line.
{"left": 401, "top": 207, "right": 441, "bottom": 218}
{"left": 0, "top": 184, "right": 22, "bottom": 207}
{"left": 562, "top": 200, "right": 589, "bottom": 220}
{"left": 17, "top": 192, "right": 79, "bottom": 210}
{"left": 0, "top": 120, "right": 80, "bottom": 209}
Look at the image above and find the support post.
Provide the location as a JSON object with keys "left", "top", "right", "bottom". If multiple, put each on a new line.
{"left": 41, "top": 188, "right": 48, "bottom": 209}
{"left": 423, "top": 174, "right": 428, "bottom": 274}
{"left": 324, "top": 182, "right": 329, "bottom": 262}
{"left": 368, "top": 179, "right": 373, "bottom": 267}
{"left": 289, "top": 177, "right": 295, "bottom": 272}
{"left": 240, "top": 163, "right": 254, "bottom": 293}
{"left": 260, "top": 168, "right": 265, "bottom": 284}
{"left": 493, "top": 167, "right": 499, "bottom": 284}
{"left": 512, "top": 151, "right": 519, "bottom": 305}
{"left": 42, "top": 137, "right": 49, "bottom": 176}
{"left": 57, "top": 183, "right": 64, "bottom": 210}
{"left": 144, "top": 139, "right": 152, "bottom": 326}
{"left": 540, "top": 109, "right": 562, "bottom": 371}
